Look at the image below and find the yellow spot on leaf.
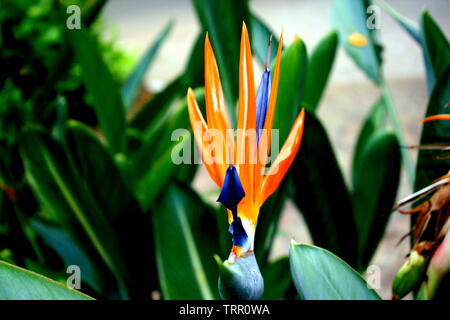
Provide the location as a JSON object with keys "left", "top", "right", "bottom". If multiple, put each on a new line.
{"left": 348, "top": 32, "right": 367, "bottom": 47}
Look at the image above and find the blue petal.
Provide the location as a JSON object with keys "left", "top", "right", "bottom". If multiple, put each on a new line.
{"left": 255, "top": 69, "right": 271, "bottom": 144}
{"left": 228, "top": 217, "right": 248, "bottom": 247}
{"left": 217, "top": 165, "right": 248, "bottom": 247}
{"left": 217, "top": 165, "right": 245, "bottom": 211}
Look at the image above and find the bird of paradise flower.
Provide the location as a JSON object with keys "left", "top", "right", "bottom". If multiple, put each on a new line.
{"left": 393, "top": 111, "right": 450, "bottom": 300}
{"left": 186, "top": 23, "right": 305, "bottom": 299}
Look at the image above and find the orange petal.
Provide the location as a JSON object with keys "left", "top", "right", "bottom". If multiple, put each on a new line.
{"left": 187, "top": 88, "right": 222, "bottom": 186}
{"left": 237, "top": 194, "right": 260, "bottom": 226}
{"left": 204, "top": 34, "right": 234, "bottom": 182}
{"left": 255, "top": 32, "right": 283, "bottom": 196}
{"left": 235, "top": 22, "right": 257, "bottom": 206}
{"left": 421, "top": 114, "right": 450, "bottom": 123}
{"left": 260, "top": 32, "right": 283, "bottom": 163}
{"left": 259, "top": 109, "right": 305, "bottom": 204}
{"left": 432, "top": 172, "right": 450, "bottom": 183}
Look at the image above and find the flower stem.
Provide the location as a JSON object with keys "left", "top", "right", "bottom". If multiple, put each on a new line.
{"left": 380, "top": 78, "right": 415, "bottom": 187}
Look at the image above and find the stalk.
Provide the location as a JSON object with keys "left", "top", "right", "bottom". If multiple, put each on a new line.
{"left": 380, "top": 79, "right": 415, "bottom": 187}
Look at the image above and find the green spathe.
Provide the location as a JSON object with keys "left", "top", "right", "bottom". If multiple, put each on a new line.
{"left": 216, "top": 253, "right": 264, "bottom": 300}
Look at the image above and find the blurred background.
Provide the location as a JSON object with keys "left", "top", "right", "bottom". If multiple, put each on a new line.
{"left": 102, "top": 0, "right": 449, "bottom": 299}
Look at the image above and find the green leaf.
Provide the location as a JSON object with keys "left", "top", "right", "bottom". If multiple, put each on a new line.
{"left": 291, "top": 111, "right": 358, "bottom": 267}
{"left": 351, "top": 99, "right": 402, "bottom": 269}
{"left": 181, "top": 34, "right": 205, "bottom": 90}
{"left": 415, "top": 65, "right": 450, "bottom": 191}
{"left": 65, "top": 123, "right": 157, "bottom": 298}
{"left": 302, "top": 30, "right": 338, "bottom": 111}
{"left": 272, "top": 37, "right": 308, "bottom": 145}
{"left": 129, "top": 33, "right": 203, "bottom": 134}
{"left": 380, "top": 4, "right": 449, "bottom": 93}
{"left": 262, "top": 256, "right": 292, "bottom": 300}
{"left": 65, "top": 121, "right": 131, "bottom": 220}
{"left": 289, "top": 243, "right": 381, "bottom": 300}
{"left": 153, "top": 183, "right": 220, "bottom": 299}
{"left": 331, "top": 0, "right": 381, "bottom": 83}
{"left": 255, "top": 180, "right": 288, "bottom": 266}
{"left": 129, "top": 77, "right": 183, "bottom": 132}
{"left": 122, "top": 21, "right": 173, "bottom": 109}
{"left": 251, "top": 14, "right": 280, "bottom": 66}
{"left": 192, "top": 0, "right": 251, "bottom": 120}
{"left": 81, "top": 0, "right": 108, "bottom": 26}
{"left": 210, "top": 206, "right": 231, "bottom": 259}
{"left": 352, "top": 131, "right": 401, "bottom": 269}
{"left": 67, "top": 28, "right": 125, "bottom": 153}
{"left": 421, "top": 10, "right": 450, "bottom": 91}
{"left": 378, "top": 1, "right": 422, "bottom": 44}
{"left": 31, "top": 220, "right": 102, "bottom": 293}
{"left": 19, "top": 127, "right": 129, "bottom": 297}
{"left": 133, "top": 89, "right": 205, "bottom": 210}
{"left": 352, "top": 98, "right": 386, "bottom": 186}
{"left": 0, "top": 260, "right": 93, "bottom": 300}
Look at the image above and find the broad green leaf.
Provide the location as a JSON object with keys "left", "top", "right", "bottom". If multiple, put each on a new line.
{"left": 0, "top": 260, "right": 93, "bottom": 300}
{"left": 181, "top": 33, "right": 205, "bottom": 90}
{"left": 153, "top": 183, "right": 220, "bottom": 299}
{"left": 135, "top": 142, "right": 184, "bottom": 211}
{"left": 22, "top": 259, "right": 67, "bottom": 286}
{"left": 133, "top": 89, "right": 205, "bottom": 210}
{"left": 192, "top": 0, "right": 251, "bottom": 120}
{"left": 67, "top": 28, "right": 125, "bottom": 153}
{"left": 352, "top": 131, "right": 401, "bottom": 269}
{"left": 302, "top": 30, "right": 338, "bottom": 112}
{"left": 251, "top": 14, "right": 280, "bottom": 66}
{"left": 331, "top": 0, "right": 381, "bottom": 84}
{"left": 289, "top": 243, "right": 381, "bottom": 300}
{"left": 378, "top": 1, "right": 422, "bottom": 44}
{"left": 152, "top": 88, "right": 205, "bottom": 171}
{"left": 272, "top": 37, "right": 308, "bottom": 146}
{"left": 255, "top": 180, "right": 288, "bottom": 266}
{"left": 66, "top": 123, "right": 158, "bottom": 298}
{"left": 291, "top": 111, "right": 358, "bottom": 267}
{"left": 262, "top": 256, "right": 292, "bottom": 300}
{"left": 65, "top": 121, "right": 131, "bottom": 220}
{"left": 415, "top": 65, "right": 450, "bottom": 191}
{"left": 213, "top": 206, "right": 232, "bottom": 259}
{"left": 19, "top": 127, "right": 129, "bottom": 297}
{"left": 79, "top": 0, "right": 108, "bottom": 26}
{"left": 421, "top": 10, "right": 450, "bottom": 92}
{"left": 129, "top": 32, "right": 203, "bottom": 133}
{"left": 129, "top": 77, "right": 183, "bottom": 132}
{"left": 352, "top": 98, "right": 386, "bottom": 186}
{"left": 31, "top": 220, "right": 102, "bottom": 293}
{"left": 380, "top": 4, "right": 449, "bottom": 93}
{"left": 122, "top": 21, "right": 174, "bottom": 109}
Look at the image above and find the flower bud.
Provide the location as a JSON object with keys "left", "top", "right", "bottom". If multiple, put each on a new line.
{"left": 417, "top": 230, "right": 450, "bottom": 300}
{"left": 392, "top": 250, "right": 427, "bottom": 299}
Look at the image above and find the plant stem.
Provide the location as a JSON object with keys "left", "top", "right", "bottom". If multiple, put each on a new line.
{"left": 380, "top": 79, "right": 415, "bottom": 187}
